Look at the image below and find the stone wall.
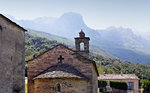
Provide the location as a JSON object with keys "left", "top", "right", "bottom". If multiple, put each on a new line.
{"left": 0, "top": 16, "right": 25, "bottom": 93}
{"left": 28, "top": 44, "right": 98, "bottom": 93}
{"left": 92, "top": 64, "right": 98, "bottom": 93}
{"left": 34, "top": 78, "right": 88, "bottom": 93}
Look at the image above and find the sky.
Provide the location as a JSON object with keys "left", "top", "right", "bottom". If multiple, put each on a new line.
{"left": 0, "top": 0, "right": 150, "bottom": 33}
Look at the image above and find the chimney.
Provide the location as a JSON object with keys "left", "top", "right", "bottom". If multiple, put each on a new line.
{"left": 74, "top": 29, "right": 90, "bottom": 58}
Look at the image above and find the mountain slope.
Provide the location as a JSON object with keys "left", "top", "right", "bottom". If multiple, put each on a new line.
{"left": 27, "top": 29, "right": 116, "bottom": 59}
{"left": 7, "top": 12, "right": 150, "bottom": 64}
{"left": 97, "top": 27, "right": 150, "bottom": 64}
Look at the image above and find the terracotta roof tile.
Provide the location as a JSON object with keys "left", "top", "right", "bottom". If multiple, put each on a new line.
{"left": 98, "top": 74, "right": 139, "bottom": 80}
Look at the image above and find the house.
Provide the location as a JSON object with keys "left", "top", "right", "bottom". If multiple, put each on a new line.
{"left": 27, "top": 30, "right": 99, "bottom": 93}
{"left": 0, "top": 14, "right": 26, "bottom": 93}
{"left": 98, "top": 73, "right": 139, "bottom": 93}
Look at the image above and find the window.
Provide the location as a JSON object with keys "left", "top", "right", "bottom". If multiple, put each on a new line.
{"left": 80, "top": 42, "right": 84, "bottom": 50}
{"left": 13, "top": 85, "right": 21, "bottom": 93}
{"left": 128, "top": 82, "right": 134, "bottom": 90}
{"left": 13, "top": 89, "right": 19, "bottom": 93}
{"left": 57, "top": 84, "right": 61, "bottom": 93}
{"left": 0, "top": 25, "right": 2, "bottom": 30}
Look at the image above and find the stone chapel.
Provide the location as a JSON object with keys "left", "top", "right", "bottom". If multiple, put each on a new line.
{"left": 27, "top": 30, "right": 99, "bottom": 93}
{"left": 0, "top": 14, "right": 26, "bottom": 93}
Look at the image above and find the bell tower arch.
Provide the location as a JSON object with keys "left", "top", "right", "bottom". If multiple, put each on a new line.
{"left": 75, "top": 30, "right": 90, "bottom": 57}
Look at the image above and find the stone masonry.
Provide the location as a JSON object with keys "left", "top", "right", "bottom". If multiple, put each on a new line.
{"left": 0, "top": 14, "right": 26, "bottom": 93}
{"left": 34, "top": 79, "right": 88, "bottom": 93}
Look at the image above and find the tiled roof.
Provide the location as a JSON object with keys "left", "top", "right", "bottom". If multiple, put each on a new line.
{"left": 33, "top": 63, "right": 88, "bottom": 80}
{"left": 98, "top": 74, "right": 139, "bottom": 80}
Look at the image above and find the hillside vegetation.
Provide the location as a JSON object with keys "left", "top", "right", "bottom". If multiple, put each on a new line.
{"left": 25, "top": 31, "right": 150, "bottom": 79}
{"left": 25, "top": 33, "right": 58, "bottom": 61}
{"left": 90, "top": 56, "right": 150, "bottom": 79}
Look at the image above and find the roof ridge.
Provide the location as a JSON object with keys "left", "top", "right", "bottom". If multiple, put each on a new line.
{"left": 0, "top": 13, "right": 27, "bottom": 31}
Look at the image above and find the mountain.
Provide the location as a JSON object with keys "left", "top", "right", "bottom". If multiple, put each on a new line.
{"left": 6, "top": 12, "right": 150, "bottom": 64}
{"left": 97, "top": 27, "right": 150, "bottom": 64}
{"left": 137, "top": 31, "right": 150, "bottom": 45}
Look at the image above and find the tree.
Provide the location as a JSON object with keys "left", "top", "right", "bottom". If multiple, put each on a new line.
{"left": 142, "top": 77, "right": 150, "bottom": 93}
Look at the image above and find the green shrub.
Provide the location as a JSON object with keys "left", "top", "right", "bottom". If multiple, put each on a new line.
{"left": 110, "top": 80, "right": 128, "bottom": 90}
{"left": 98, "top": 80, "right": 107, "bottom": 88}
{"left": 142, "top": 77, "right": 150, "bottom": 93}
{"left": 148, "top": 77, "right": 150, "bottom": 81}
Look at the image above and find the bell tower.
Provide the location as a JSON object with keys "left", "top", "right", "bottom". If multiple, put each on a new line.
{"left": 75, "top": 30, "right": 90, "bottom": 57}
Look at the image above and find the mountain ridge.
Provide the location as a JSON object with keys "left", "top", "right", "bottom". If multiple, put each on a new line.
{"left": 6, "top": 12, "right": 150, "bottom": 64}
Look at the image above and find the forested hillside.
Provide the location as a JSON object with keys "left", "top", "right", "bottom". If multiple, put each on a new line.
{"left": 90, "top": 56, "right": 150, "bottom": 79}
{"left": 25, "top": 32, "right": 150, "bottom": 79}
{"left": 25, "top": 33, "right": 58, "bottom": 61}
